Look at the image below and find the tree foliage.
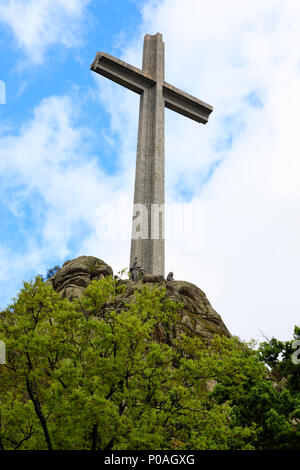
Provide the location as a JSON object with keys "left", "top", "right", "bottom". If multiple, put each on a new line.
{"left": 46, "top": 265, "right": 61, "bottom": 280}
{"left": 212, "top": 327, "right": 300, "bottom": 449}
{"left": 0, "top": 275, "right": 299, "bottom": 450}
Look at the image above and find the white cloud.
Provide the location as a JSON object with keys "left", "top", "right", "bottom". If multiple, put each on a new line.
{"left": 90, "top": 0, "right": 300, "bottom": 342}
{"left": 0, "top": 92, "right": 133, "bottom": 307}
{"left": 0, "top": 0, "right": 90, "bottom": 63}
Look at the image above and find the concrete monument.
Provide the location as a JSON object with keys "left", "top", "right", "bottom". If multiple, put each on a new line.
{"left": 91, "top": 33, "right": 213, "bottom": 276}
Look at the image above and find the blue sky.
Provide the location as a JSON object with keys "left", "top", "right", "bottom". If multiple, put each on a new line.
{"left": 0, "top": 0, "right": 300, "bottom": 343}
{"left": 0, "top": 0, "right": 144, "bottom": 296}
{"left": 0, "top": 0, "right": 142, "bottom": 166}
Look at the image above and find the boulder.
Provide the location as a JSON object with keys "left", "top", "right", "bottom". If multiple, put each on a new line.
{"left": 47, "top": 256, "right": 231, "bottom": 342}
{"left": 45, "top": 255, "right": 112, "bottom": 301}
{"left": 123, "top": 279, "right": 231, "bottom": 342}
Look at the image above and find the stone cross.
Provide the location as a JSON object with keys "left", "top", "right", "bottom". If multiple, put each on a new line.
{"left": 91, "top": 33, "right": 213, "bottom": 277}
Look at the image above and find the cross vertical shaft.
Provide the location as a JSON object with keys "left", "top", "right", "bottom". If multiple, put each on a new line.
{"left": 130, "top": 33, "right": 165, "bottom": 276}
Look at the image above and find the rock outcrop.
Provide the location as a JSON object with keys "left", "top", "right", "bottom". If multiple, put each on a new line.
{"left": 46, "top": 256, "right": 231, "bottom": 341}
{"left": 46, "top": 256, "right": 113, "bottom": 301}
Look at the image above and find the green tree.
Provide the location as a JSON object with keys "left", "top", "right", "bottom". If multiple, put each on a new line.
{"left": 0, "top": 275, "right": 264, "bottom": 450}
{"left": 46, "top": 265, "right": 61, "bottom": 280}
{"left": 212, "top": 327, "right": 300, "bottom": 449}
{"left": 258, "top": 326, "right": 300, "bottom": 393}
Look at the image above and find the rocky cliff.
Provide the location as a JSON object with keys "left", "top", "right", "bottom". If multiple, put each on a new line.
{"left": 46, "top": 255, "right": 231, "bottom": 341}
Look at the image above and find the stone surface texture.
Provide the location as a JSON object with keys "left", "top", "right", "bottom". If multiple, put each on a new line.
{"left": 131, "top": 33, "right": 165, "bottom": 278}
{"left": 122, "top": 279, "right": 231, "bottom": 343}
{"left": 45, "top": 256, "right": 113, "bottom": 301}
{"left": 46, "top": 256, "right": 231, "bottom": 343}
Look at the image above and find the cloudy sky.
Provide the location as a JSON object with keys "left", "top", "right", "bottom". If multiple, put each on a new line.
{"left": 0, "top": 0, "right": 299, "bottom": 343}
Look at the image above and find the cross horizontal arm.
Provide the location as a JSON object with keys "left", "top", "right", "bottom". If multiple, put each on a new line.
{"left": 90, "top": 52, "right": 156, "bottom": 95}
{"left": 163, "top": 82, "right": 213, "bottom": 124}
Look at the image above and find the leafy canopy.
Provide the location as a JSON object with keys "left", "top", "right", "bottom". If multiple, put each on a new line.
{"left": 0, "top": 275, "right": 299, "bottom": 450}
